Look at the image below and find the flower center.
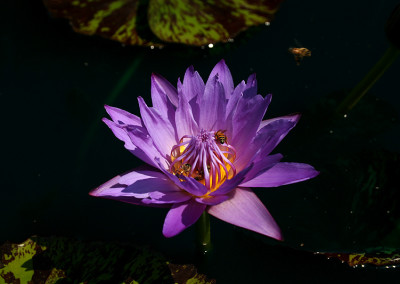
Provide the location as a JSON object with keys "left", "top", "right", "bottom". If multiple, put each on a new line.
{"left": 170, "top": 129, "right": 236, "bottom": 192}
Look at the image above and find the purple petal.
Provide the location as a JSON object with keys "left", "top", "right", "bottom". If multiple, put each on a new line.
{"left": 175, "top": 93, "right": 199, "bottom": 139}
{"left": 138, "top": 97, "right": 177, "bottom": 158}
{"left": 151, "top": 74, "right": 177, "bottom": 130}
{"left": 208, "top": 59, "right": 234, "bottom": 99}
{"left": 234, "top": 113, "right": 300, "bottom": 171}
{"left": 158, "top": 166, "right": 208, "bottom": 197}
{"left": 152, "top": 73, "right": 178, "bottom": 107}
{"left": 181, "top": 65, "right": 205, "bottom": 102}
{"left": 198, "top": 75, "right": 226, "bottom": 130}
{"left": 243, "top": 73, "right": 258, "bottom": 98}
{"left": 162, "top": 199, "right": 206, "bottom": 237}
{"left": 144, "top": 191, "right": 191, "bottom": 204}
{"left": 120, "top": 169, "right": 191, "bottom": 204}
{"left": 225, "top": 80, "right": 246, "bottom": 137}
{"left": 102, "top": 118, "right": 137, "bottom": 152}
{"left": 195, "top": 192, "right": 233, "bottom": 205}
{"left": 125, "top": 123, "right": 169, "bottom": 169}
{"left": 210, "top": 163, "right": 254, "bottom": 196}
{"left": 231, "top": 94, "right": 272, "bottom": 169}
{"left": 177, "top": 175, "right": 209, "bottom": 196}
{"left": 105, "top": 105, "right": 141, "bottom": 126}
{"left": 240, "top": 153, "right": 283, "bottom": 184}
{"left": 89, "top": 169, "right": 170, "bottom": 208}
{"left": 252, "top": 114, "right": 301, "bottom": 163}
{"left": 257, "top": 114, "right": 301, "bottom": 132}
{"left": 207, "top": 187, "right": 282, "bottom": 240}
{"left": 240, "top": 162, "right": 319, "bottom": 188}
{"left": 226, "top": 81, "right": 245, "bottom": 115}
{"left": 103, "top": 118, "right": 164, "bottom": 168}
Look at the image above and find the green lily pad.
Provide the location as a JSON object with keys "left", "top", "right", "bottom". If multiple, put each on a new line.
{"left": 42, "top": 0, "right": 283, "bottom": 46}
{"left": 147, "top": 0, "right": 282, "bottom": 46}
{"left": 317, "top": 248, "right": 400, "bottom": 267}
{"left": 0, "top": 237, "right": 215, "bottom": 283}
{"left": 0, "top": 238, "right": 47, "bottom": 283}
{"left": 42, "top": 0, "right": 156, "bottom": 46}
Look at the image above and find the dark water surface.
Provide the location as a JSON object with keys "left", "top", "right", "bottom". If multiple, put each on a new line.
{"left": 2, "top": 0, "right": 400, "bottom": 282}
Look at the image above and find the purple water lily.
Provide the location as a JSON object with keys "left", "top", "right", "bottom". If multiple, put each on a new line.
{"left": 90, "top": 60, "right": 318, "bottom": 240}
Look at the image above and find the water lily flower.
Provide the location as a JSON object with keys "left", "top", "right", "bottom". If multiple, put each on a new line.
{"left": 90, "top": 60, "right": 319, "bottom": 240}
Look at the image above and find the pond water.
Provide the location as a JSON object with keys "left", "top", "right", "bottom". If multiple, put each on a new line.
{"left": 2, "top": 0, "right": 400, "bottom": 282}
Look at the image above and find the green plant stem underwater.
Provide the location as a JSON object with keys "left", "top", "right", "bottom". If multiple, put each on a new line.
{"left": 336, "top": 44, "right": 400, "bottom": 114}
{"left": 77, "top": 56, "right": 143, "bottom": 171}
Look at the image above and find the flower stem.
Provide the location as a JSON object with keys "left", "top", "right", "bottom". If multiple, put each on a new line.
{"left": 196, "top": 211, "right": 211, "bottom": 254}
{"left": 336, "top": 44, "right": 400, "bottom": 114}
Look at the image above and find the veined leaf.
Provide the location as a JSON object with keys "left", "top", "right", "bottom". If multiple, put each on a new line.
{"left": 42, "top": 0, "right": 284, "bottom": 46}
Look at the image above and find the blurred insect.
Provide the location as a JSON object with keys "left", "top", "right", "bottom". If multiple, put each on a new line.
{"left": 215, "top": 130, "right": 227, "bottom": 144}
{"left": 193, "top": 165, "right": 211, "bottom": 181}
{"left": 194, "top": 171, "right": 203, "bottom": 181}
{"left": 175, "top": 163, "right": 191, "bottom": 176}
{"left": 288, "top": 47, "right": 311, "bottom": 66}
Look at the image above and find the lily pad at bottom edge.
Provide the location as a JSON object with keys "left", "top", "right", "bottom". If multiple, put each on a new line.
{"left": 0, "top": 236, "right": 215, "bottom": 284}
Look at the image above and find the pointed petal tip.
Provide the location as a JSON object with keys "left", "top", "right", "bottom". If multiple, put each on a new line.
{"left": 310, "top": 169, "right": 320, "bottom": 178}
{"left": 208, "top": 188, "right": 283, "bottom": 240}
{"left": 187, "top": 65, "right": 195, "bottom": 72}
{"left": 274, "top": 232, "right": 284, "bottom": 241}
{"left": 151, "top": 72, "right": 162, "bottom": 79}
{"left": 137, "top": 96, "right": 145, "bottom": 105}
{"left": 291, "top": 112, "right": 302, "bottom": 123}
{"left": 215, "top": 59, "right": 227, "bottom": 68}
{"left": 104, "top": 104, "right": 114, "bottom": 115}
{"left": 162, "top": 228, "right": 177, "bottom": 238}
{"left": 247, "top": 73, "right": 257, "bottom": 83}
{"left": 151, "top": 72, "right": 164, "bottom": 83}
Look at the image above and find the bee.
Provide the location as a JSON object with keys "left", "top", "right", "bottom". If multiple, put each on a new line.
{"left": 193, "top": 165, "right": 210, "bottom": 181}
{"left": 288, "top": 47, "right": 311, "bottom": 66}
{"left": 215, "top": 130, "right": 227, "bottom": 144}
{"left": 194, "top": 172, "right": 203, "bottom": 181}
{"left": 175, "top": 163, "right": 191, "bottom": 176}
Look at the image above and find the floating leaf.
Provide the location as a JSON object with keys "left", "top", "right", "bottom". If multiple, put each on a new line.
{"left": 0, "top": 237, "right": 215, "bottom": 283}
{"left": 42, "top": 0, "right": 284, "bottom": 46}
{"left": 147, "top": 0, "right": 282, "bottom": 46}
{"left": 42, "top": 0, "right": 155, "bottom": 46}
{"left": 0, "top": 238, "right": 52, "bottom": 283}
{"left": 317, "top": 248, "right": 400, "bottom": 267}
{"left": 168, "top": 263, "right": 216, "bottom": 284}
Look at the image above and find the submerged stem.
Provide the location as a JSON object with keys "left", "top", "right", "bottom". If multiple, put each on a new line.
{"left": 336, "top": 44, "right": 400, "bottom": 114}
{"left": 196, "top": 211, "right": 211, "bottom": 254}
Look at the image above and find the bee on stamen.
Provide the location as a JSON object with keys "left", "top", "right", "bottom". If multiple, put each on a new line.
{"left": 175, "top": 163, "right": 191, "bottom": 177}
{"left": 193, "top": 165, "right": 210, "bottom": 181}
{"left": 194, "top": 169, "right": 204, "bottom": 181}
{"left": 215, "top": 130, "right": 227, "bottom": 144}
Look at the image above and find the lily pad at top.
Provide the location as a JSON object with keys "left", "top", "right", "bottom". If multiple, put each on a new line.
{"left": 42, "top": 0, "right": 284, "bottom": 46}
{"left": 147, "top": 0, "right": 282, "bottom": 46}
{"left": 42, "top": 0, "right": 154, "bottom": 46}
